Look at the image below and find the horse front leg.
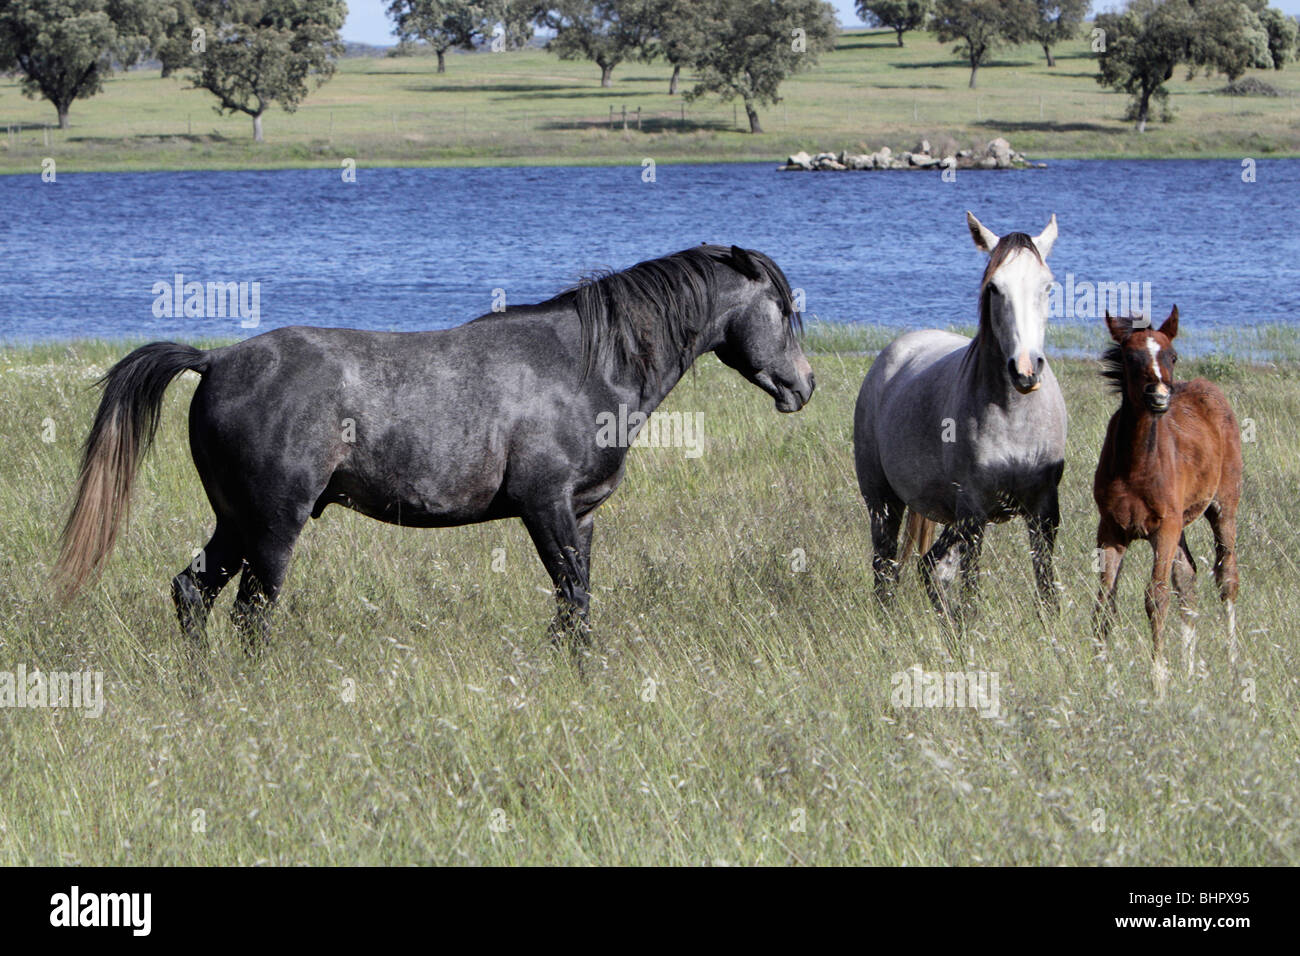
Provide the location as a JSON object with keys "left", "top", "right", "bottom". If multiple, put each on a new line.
{"left": 1092, "top": 520, "right": 1127, "bottom": 651}
{"left": 1146, "top": 524, "right": 1181, "bottom": 699}
{"left": 522, "top": 500, "right": 592, "bottom": 654}
{"left": 1024, "top": 492, "right": 1061, "bottom": 616}
{"left": 921, "top": 518, "right": 983, "bottom": 627}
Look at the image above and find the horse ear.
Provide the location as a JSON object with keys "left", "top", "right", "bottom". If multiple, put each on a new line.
{"left": 1105, "top": 311, "right": 1131, "bottom": 343}
{"left": 728, "top": 245, "right": 763, "bottom": 281}
{"left": 966, "top": 211, "right": 999, "bottom": 254}
{"left": 1159, "top": 305, "right": 1179, "bottom": 340}
{"left": 1033, "top": 214, "right": 1058, "bottom": 259}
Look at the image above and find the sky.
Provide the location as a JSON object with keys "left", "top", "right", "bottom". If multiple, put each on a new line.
{"left": 343, "top": 0, "right": 1300, "bottom": 45}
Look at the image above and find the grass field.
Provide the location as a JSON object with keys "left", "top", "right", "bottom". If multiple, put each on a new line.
{"left": 3, "top": 28, "right": 1300, "bottom": 174}
{"left": 1, "top": 330, "right": 1297, "bottom": 865}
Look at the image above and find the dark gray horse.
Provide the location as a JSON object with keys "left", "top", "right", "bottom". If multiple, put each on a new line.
{"left": 55, "top": 244, "right": 814, "bottom": 652}
{"left": 853, "top": 213, "right": 1066, "bottom": 621}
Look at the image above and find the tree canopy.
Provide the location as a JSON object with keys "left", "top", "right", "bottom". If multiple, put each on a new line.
{"left": 932, "top": 0, "right": 1033, "bottom": 88}
{"left": 539, "top": 0, "right": 656, "bottom": 87}
{"left": 855, "top": 0, "right": 932, "bottom": 47}
{"left": 675, "top": 0, "right": 837, "bottom": 133}
{"left": 0, "top": 0, "right": 157, "bottom": 128}
{"left": 188, "top": 0, "right": 346, "bottom": 141}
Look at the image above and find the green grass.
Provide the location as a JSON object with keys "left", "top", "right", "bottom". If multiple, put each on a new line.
{"left": 1, "top": 334, "right": 1298, "bottom": 864}
{"left": 3, "top": 28, "right": 1300, "bottom": 174}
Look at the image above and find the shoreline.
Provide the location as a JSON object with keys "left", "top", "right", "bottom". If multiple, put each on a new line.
{"left": 3, "top": 152, "right": 1299, "bottom": 177}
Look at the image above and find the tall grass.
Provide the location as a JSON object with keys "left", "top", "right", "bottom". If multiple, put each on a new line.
{"left": 0, "top": 338, "right": 1297, "bottom": 864}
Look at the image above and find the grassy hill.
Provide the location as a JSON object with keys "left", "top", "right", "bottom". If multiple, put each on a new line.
{"left": 2, "top": 28, "right": 1299, "bottom": 173}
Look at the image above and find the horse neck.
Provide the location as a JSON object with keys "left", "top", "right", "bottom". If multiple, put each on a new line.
{"left": 1112, "top": 394, "right": 1164, "bottom": 469}
{"left": 961, "top": 320, "right": 1016, "bottom": 408}
{"left": 599, "top": 313, "right": 718, "bottom": 416}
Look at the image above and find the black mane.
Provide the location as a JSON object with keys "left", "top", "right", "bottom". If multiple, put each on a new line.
{"left": 1100, "top": 342, "right": 1126, "bottom": 393}
{"left": 556, "top": 244, "right": 801, "bottom": 381}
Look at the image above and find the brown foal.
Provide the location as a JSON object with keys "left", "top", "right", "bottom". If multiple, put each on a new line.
{"left": 1092, "top": 307, "right": 1243, "bottom": 697}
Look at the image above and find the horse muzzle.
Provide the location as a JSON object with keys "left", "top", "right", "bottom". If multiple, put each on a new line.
{"left": 1007, "top": 358, "right": 1042, "bottom": 394}
{"left": 1144, "top": 385, "right": 1171, "bottom": 414}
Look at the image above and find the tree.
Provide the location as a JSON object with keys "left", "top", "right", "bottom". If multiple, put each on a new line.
{"left": 676, "top": 0, "right": 837, "bottom": 133}
{"left": 539, "top": 0, "right": 655, "bottom": 87}
{"left": 153, "top": 0, "right": 201, "bottom": 77}
{"left": 0, "top": 0, "right": 156, "bottom": 128}
{"left": 485, "top": 0, "right": 538, "bottom": 50}
{"left": 388, "top": 0, "right": 481, "bottom": 72}
{"left": 652, "top": 0, "right": 696, "bottom": 93}
{"left": 1026, "top": 0, "right": 1090, "bottom": 67}
{"left": 189, "top": 0, "right": 345, "bottom": 142}
{"left": 932, "top": 0, "right": 1032, "bottom": 88}
{"left": 1258, "top": 6, "right": 1296, "bottom": 68}
{"left": 1187, "top": 0, "right": 1271, "bottom": 82}
{"left": 1095, "top": 0, "right": 1195, "bottom": 132}
{"left": 855, "top": 0, "right": 932, "bottom": 47}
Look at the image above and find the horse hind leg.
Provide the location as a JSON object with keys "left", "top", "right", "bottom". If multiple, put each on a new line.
{"left": 1171, "top": 534, "right": 1199, "bottom": 679}
{"left": 1205, "top": 500, "right": 1240, "bottom": 671}
{"left": 231, "top": 525, "right": 304, "bottom": 655}
{"left": 171, "top": 522, "right": 243, "bottom": 656}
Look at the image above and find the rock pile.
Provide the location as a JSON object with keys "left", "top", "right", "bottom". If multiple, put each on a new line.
{"left": 781, "top": 137, "right": 1044, "bottom": 171}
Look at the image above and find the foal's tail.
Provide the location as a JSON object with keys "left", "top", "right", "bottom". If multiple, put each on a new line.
{"left": 899, "top": 509, "right": 937, "bottom": 567}
{"left": 53, "top": 342, "right": 209, "bottom": 601}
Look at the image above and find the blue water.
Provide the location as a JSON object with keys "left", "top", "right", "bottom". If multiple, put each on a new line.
{"left": 1, "top": 160, "right": 1297, "bottom": 344}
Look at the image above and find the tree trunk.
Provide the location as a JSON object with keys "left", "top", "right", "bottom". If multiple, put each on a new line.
{"left": 1135, "top": 90, "right": 1150, "bottom": 133}
{"left": 57, "top": 106, "right": 70, "bottom": 130}
{"left": 252, "top": 112, "right": 264, "bottom": 142}
{"left": 969, "top": 61, "right": 979, "bottom": 89}
{"left": 896, "top": 28, "right": 905, "bottom": 47}
{"left": 669, "top": 64, "right": 680, "bottom": 95}
{"left": 745, "top": 99, "right": 762, "bottom": 134}
{"left": 600, "top": 63, "right": 614, "bottom": 87}
{"left": 436, "top": 49, "right": 446, "bottom": 73}
{"left": 1044, "top": 45, "right": 1055, "bottom": 67}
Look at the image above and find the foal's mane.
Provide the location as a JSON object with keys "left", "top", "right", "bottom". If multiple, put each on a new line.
{"left": 555, "top": 244, "right": 801, "bottom": 381}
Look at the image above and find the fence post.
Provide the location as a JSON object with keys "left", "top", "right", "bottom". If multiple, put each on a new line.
{"left": 621, "top": 105, "right": 627, "bottom": 130}
{"left": 636, "top": 106, "right": 641, "bottom": 131}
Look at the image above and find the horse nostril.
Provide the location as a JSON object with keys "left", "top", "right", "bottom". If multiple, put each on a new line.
{"left": 1035, "top": 356, "right": 1045, "bottom": 373}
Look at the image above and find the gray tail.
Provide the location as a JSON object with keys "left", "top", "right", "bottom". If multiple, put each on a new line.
{"left": 53, "top": 342, "right": 208, "bottom": 600}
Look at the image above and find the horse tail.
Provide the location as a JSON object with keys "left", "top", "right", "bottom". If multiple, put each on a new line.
{"left": 53, "top": 342, "right": 209, "bottom": 601}
{"left": 899, "top": 509, "right": 937, "bottom": 566}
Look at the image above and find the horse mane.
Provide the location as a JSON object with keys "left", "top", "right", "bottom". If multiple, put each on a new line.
{"left": 557, "top": 244, "right": 801, "bottom": 381}
{"left": 1099, "top": 342, "right": 1126, "bottom": 394}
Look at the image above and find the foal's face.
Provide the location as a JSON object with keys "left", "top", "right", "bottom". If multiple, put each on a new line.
{"left": 714, "top": 252, "right": 814, "bottom": 413}
{"left": 1109, "top": 307, "right": 1180, "bottom": 415}
{"left": 968, "top": 211, "right": 1058, "bottom": 394}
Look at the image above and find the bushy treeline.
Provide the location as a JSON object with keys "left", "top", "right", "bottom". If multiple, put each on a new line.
{"left": 0, "top": 0, "right": 1296, "bottom": 139}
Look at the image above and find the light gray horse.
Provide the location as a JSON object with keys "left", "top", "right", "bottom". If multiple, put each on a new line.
{"left": 853, "top": 212, "right": 1066, "bottom": 621}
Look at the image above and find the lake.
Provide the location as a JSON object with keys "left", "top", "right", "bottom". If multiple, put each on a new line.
{"left": 2, "top": 160, "right": 1297, "bottom": 349}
